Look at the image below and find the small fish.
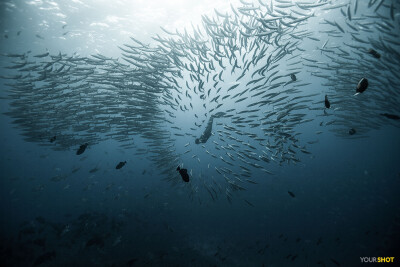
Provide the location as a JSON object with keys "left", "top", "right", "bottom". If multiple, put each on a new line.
{"left": 367, "top": 48, "right": 380, "bottom": 59}
{"left": 116, "top": 161, "right": 127, "bottom": 169}
{"left": 34, "top": 52, "right": 49, "bottom": 58}
{"left": 347, "top": 5, "right": 352, "bottom": 21}
{"left": 177, "top": 166, "right": 189, "bottom": 182}
{"left": 290, "top": 74, "right": 296, "bottom": 81}
{"left": 127, "top": 258, "right": 138, "bottom": 266}
{"left": 380, "top": 113, "right": 400, "bottom": 120}
{"left": 33, "top": 251, "right": 56, "bottom": 266}
{"left": 86, "top": 235, "right": 104, "bottom": 248}
{"left": 244, "top": 199, "right": 254, "bottom": 207}
{"left": 49, "top": 136, "right": 56, "bottom": 143}
{"left": 355, "top": 78, "right": 368, "bottom": 94}
{"left": 354, "top": 0, "right": 358, "bottom": 14}
{"left": 288, "top": 191, "right": 295, "bottom": 198}
{"left": 76, "top": 143, "right": 88, "bottom": 155}
{"left": 89, "top": 167, "right": 99, "bottom": 173}
{"left": 390, "top": 3, "right": 395, "bottom": 20}
{"left": 324, "top": 95, "right": 330, "bottom": 108}
{"left": 330, "top": 258, "right": 341, "bottom": 266}
{"left": 349, "top": 128, "right": 356, "bottom": 135}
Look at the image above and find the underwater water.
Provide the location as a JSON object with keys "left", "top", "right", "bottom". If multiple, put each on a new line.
{"left": 0, "top": 0, "right": 400, "bottom": 266}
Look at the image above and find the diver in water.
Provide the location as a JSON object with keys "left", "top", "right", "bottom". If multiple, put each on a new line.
{"left": 195, "top": 116, "right": 214, "bottom": 144}
{"left": 195, "top": 112, "right": 225, "bottom": 144}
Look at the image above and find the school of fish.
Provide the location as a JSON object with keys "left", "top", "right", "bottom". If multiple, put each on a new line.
{"left": 1, "top": 0, "right": 399, "bottom": 204}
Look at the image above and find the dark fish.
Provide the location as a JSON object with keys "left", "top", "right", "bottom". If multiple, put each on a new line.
{"left": 116, "top": 161, "right": 127, "bottom": 169}
{"left": 381, "top": 113, "right": 400, "bottom": 120}
{"left": 288, "top": 191, "right": 295, "bottom": 198}
{"left": 356, "top": 78, "right": 368, "bottom": 94}
{"left": 177, "top": 166, "right": 189, "bottom": 182}
{"left": 349, "top": 128, "right": 356, "bottom": 135}
{"left": 367, "top": 48, "right": 380, "bottom": 59}
{"left": 33, "top": 251, "right": 56, "bottom": 266}
{"left": 330, "top": 258, "right": 341, "bottom": 266}
{"left": 290, "top": 74, "right": 296, "bottom": 81}
{"left": 324, "top": 95, "right": 330, "bottom": 108}
{"left": 76, "top": 143, "right": 88, "bottom": 155}
{"left": 89, "top": 167, "right": 99, "bottom": 173}
{"left": 86, "top": 235, "right": 104, "bottom": 248}
{"left": 127, "top": 258, "right": 138, "bottom": 266}
{"left": 71, "top": 167, "right": 80, "bottom": 173}
{"left": 50, "top": 136, "right": 56, "bottom": 143}
{"left": 244, "top": 199, "right": 255, "bottom": 207}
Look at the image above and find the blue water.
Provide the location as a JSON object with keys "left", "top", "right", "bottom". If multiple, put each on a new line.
{"left": 1, "top": 0, "right": 399, "bottom": 266}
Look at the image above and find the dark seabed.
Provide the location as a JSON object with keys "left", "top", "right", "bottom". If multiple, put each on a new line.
{"left": 1, "top": 0, "right": 399, "bottom": 266}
